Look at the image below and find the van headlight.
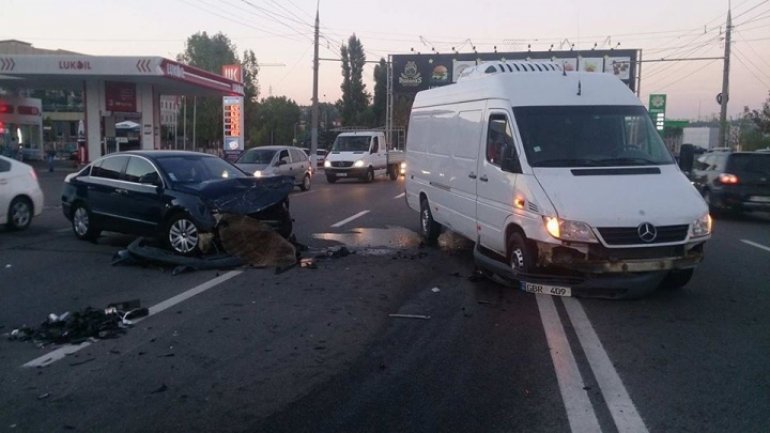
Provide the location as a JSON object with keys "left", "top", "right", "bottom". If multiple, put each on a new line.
{"left": 353, "top": 160, "right": 365, "bottom": 168}
{"left": 543, "top": 216, "right": 598, "bottom": 243}
{"left": 690, "top": 213, "right": 712, "bottom": 238}
{"left": 324, "top": 160, "right": 331, "bottom": 168}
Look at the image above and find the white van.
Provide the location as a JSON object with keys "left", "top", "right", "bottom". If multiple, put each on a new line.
{"left": 324, "top": 131, "right": 404, "bottom": 183}
{"left": 404, "top": 61, "right": 711, "bottom": 297}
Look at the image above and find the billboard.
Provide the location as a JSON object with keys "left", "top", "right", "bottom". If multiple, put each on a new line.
{"left": 390, "top": 49, "right": 640, "bottom": 127}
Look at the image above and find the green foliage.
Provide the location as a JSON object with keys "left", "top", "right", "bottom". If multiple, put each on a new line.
{"left": 742, "top": 91, "right": 770, "bottom": 151}
{"left": 177, "top": 31, "right": 260, "bottom": 148}
{"left": 338, "top": 34, "right": 370, "bottom": 126}
{"left": 372, "top": 58, "right": 387, "bottom": 127}
{"left": 250, "top": 96, "right": 301, "bottom": 147}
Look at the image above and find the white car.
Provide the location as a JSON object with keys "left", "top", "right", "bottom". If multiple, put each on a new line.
{"left": 0, "top": 155, "right": 44, "bottom": 230}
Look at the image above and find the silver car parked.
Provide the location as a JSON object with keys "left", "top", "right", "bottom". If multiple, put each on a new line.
{"left": 235, "top": 146, "right": 312, "bottom": 191}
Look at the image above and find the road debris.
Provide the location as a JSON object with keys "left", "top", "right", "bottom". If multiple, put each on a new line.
{"left": 218, "top": 214, "right": 296, "bottom": 268}
{"left": 388, "top": 313, "right": 431, "bottom": 320}
{"left": 150, "top": 384, "right": 168, "bottom": 394}
{"left": 7, "top": 300, "right": 150, "bottom": 346}
{"left": 431, "top": 287, "right": 441, "bottom": 293}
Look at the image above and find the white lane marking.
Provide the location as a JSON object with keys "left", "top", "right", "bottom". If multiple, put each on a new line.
{"left": 331, "top": 210, "right": 370, "bottom": 228}
{"left": 393, "top": 192, "right": 405, "bottom": 199}
{"left": 563, "top": 298, "right": 649, "bottom": 433}
{"left": 741, "top": 239, "right": 770, "bottom": 253}
{"left": 23, "top": 270, "right": 243, "bottom": 368}
{"left": 536, "top": 295, "right": 602, "bottom": 433}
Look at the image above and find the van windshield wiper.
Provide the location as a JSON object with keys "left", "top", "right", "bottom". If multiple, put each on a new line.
{"left": 594, "top": 157, "right": 660, "bottom": 166}
{"left": 535, "top": 158, "right": 600, "bottom": 167}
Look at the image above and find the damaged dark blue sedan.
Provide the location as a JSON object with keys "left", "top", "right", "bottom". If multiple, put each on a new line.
{"left": 61, "top": 151, "right": 294, "bottom": 255}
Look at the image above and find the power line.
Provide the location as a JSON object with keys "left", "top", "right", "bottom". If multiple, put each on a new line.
{"left": 733, "top": 47, "right": 770, "bottom": 88}
{"left": 735, "top": 28, "right": 770, "bottom": 71}
{"left": 652, "top": 59, "right": 720, "bottom": 92}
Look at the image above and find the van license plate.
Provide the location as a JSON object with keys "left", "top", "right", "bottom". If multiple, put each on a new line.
{"left": 521, "top": 282, "right": 572, "bottom": 297}
{"left": 337, "top": 172, "right": 347, "bottom": 177}
{"left": 749, "top": 196, "right": 770, "bottom": 203}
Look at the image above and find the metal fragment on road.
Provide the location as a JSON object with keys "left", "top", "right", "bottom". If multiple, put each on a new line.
{"left": 388, "top": 313, "right": 431, "bottom": 320}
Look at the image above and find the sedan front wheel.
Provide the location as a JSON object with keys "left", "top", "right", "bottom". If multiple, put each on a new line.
{"left": 166, "top": 213, "right": 200, "bottom": 255}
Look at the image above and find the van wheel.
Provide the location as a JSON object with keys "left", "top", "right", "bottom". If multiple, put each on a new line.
{"left": 508, "top": 233, "right": 534, "bottom": 277}
{"left": 365, "top": 167, "right": 374, "bottom": 183}
{"left": 419, "top": 199, "right": 441, "bottom": 245}
{"left": 326, "top": 174, "right": 337, "bottom": 184}
{"left": 300, "top": 174, "right": 311, "bottom": 191}
{"left": 658, "top": 269, "right": 694, "bottom": 290}
{"left": 7, "top": 197, "right": 32, "bottom": 230}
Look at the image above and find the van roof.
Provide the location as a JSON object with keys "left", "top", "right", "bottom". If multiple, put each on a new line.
{"left": 412, "top": 62, "right": 640, "bottom": 109}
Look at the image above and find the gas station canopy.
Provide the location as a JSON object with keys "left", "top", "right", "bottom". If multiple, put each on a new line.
{"left": 0, "top": 54, "right": 244, "bottom": 96}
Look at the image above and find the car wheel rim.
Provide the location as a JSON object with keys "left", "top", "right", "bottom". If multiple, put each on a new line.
{"left": 11, "top": 202, "right": 30, "bottom": 227}
{"left": 304, "top": 176, "right": 310, "bottom": 189}
{"left": 511, "top": 248, "right": 525, "bottom": 271}
{"left": 169, "top": 218, "right": 198, "bottom": 253}
{"left": 73, "top": 207, "right": 89, "bottom": 236}
{"left": 421, "top": 208, "right": 430, "bottom": 233}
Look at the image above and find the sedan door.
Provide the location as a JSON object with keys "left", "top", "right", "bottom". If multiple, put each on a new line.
{"left": 0, "top": 158, "right": 12, "bottom": 221}
{"left": 121, "top": 155, "right": 165, "bottom": 234}
{"left": 87, "top": 155, "right": 130, "bottom": 229}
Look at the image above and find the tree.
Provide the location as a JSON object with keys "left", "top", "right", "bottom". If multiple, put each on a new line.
{"left": 177, "top": 32, "right": 261, "bottom": 149}
{"left": 252, "top": 96, "right": 301, "bottom": 147}
{"left": 338, "top": 34, "right": 370, "bottom": 126}
{"left": 371, "top": 58, "right": 388, "bottom": 127}
{"left": 741, "top": 92, "right": 770, "bottom": 151}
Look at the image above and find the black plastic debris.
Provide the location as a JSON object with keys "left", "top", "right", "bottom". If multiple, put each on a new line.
{"left": 112, "top": 238, "right": 243, "bottom": 274}
{"left": 7, "top": 300, "right": 150, "bottom": 346}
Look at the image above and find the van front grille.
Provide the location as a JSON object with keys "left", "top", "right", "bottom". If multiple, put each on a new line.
{"left": 331, "top": 161, "right": 354, "bottom": 168}
{"left": 597, "top": 225, "right": 689, "bottom": 245}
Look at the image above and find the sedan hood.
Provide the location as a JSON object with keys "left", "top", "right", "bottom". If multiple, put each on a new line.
{"left": 176, "top": 176, "right": 294, "bottom": 215}
{"left": 236, "top": 163, "right": 270, "bottom": 174}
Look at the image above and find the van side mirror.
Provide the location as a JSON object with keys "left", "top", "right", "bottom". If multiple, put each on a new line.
{"left": 501, "top": 151, "right": 522, "bottom": 174}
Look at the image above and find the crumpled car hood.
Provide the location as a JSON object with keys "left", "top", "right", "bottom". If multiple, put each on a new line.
{"left": 176, "top": 176, "right": 294, "bottom": 214}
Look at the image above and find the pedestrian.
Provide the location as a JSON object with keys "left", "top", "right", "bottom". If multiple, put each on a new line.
{"left": 46, "top": 145, "right": 56, "bottom": 172}
{"left": 15, "top": 144, "right": 24, "bottom": 161}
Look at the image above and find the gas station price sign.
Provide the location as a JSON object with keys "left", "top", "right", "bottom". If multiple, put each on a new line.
{"left": 223, "top": 96, "right": 244, "bottom": 152}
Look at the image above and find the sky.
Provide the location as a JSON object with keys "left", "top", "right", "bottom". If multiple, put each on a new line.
{"left": 2, "top": 0, "right": 769, "bottom": 121}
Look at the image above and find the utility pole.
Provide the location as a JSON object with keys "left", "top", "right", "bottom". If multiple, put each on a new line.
{"left": 719, "top": 6, "right": 732, "bottom": 149}
{"left": 310, "top": 2, "right": 320, "bottom": 168}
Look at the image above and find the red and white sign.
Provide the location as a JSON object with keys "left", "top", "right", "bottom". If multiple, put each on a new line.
{"left": 221, "top": 64, "right": 243, "bottom": 83}
{"left": 105, "top": 81, "right": 137, "bottom": 112}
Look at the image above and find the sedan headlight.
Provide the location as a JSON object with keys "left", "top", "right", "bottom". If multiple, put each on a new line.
{"left": 254, "top": 170, "right": 262, "bottom": 177}
{"left": 353, "top": 159, "right": 365, "bottom": 168}
{"left": 690, "top": 213, "right": 712, "bottom": 238}
{"left": 324, "top": 160, "right": 331, "bottom": 168}
{"left": 543, "top": 216, "right": 598, "bottom": 243}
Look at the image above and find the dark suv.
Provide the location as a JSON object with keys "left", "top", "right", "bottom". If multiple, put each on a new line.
{"left": 691, "top": 150, "right": 770, "bottom": 214}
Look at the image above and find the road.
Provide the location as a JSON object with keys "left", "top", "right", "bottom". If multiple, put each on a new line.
{"left": 1, "top": 163, "right": 769, "bottom": 433}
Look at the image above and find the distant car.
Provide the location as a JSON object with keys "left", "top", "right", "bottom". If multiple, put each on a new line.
{"left": 0, "top": 155, "right": 44, "bottom": 230}
{"left": 691, "top": 150, "right": 770, "bottom": 214}
{"left": 235, "top": 146, "right": 312, "bottom": 191}
{"left": 61, "top": 151, "right": 293, "bottom": 255}
{"left": 315, "top": 149, "right": 328, "bottom": 168}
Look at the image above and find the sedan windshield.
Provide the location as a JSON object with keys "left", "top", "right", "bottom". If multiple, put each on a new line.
{"left": 332, "top": 136, "right": 370, "bottom": 152}
{"left": 514, "top": 105, "right": 675, "bottom": 167}
{"left": 155, "top": 155, "right": 247, "bottom": 184}
{"left": 237, "top": 149, "right": 276, "bottom": 165}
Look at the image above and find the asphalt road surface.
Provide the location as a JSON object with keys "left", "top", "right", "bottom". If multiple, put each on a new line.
{"left": 1, "top": 163, "right": 768, "bottom": 433}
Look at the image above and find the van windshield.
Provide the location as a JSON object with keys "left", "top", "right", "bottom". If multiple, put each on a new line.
{"left": 332, "top": 136, "right": 370, "bottom": 152}
{"left": 513, "top": 105, "right": 675, "bottom": 167}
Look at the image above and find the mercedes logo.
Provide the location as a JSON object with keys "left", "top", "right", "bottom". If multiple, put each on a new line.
{"left": 637, "top": 222, "right": 657, "bottom": 243}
